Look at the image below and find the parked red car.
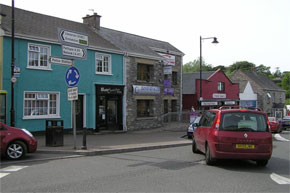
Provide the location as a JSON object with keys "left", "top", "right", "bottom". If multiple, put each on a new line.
{"left": 192, "top": 106, "right": 272, "bottom": 166}
{"left": 268, "top": 117, "right": 281, "bottom": 133}
{"left": 0, "top": 121, "right": 37, "bottom": 160}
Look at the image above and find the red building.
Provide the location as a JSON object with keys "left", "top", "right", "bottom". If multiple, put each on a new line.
{"left": 182, "top": 69, "right": 239, "bottom": 110}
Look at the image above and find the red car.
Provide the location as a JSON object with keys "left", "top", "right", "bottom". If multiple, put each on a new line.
{"left": 0, "top": 121, "right": 37, "bottom": 160}
{"left": 192, "top": 106, "right": 272, "bottom": 166}
{"left": 268, "top": 117, "right": 281, "bottom": 133}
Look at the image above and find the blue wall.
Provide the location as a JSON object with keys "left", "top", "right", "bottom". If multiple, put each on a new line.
{"left": 3, "top": 37, "right": 123, "bottom": 131}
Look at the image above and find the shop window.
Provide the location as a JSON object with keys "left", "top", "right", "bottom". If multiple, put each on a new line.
{"left": 137, "top": 63, "right": 153, "bottom": 82}
{"left": 96, "top": 53, "right": 111, "bottom": 75}
{"left": 137, "top": 100, "right": 154, "bottom": 117}
{"left": 172, "top": 72, "right": 178, "bottom": 85}
{"left": 218, "top": 82, "right": 225, "bottom": 92}
{"left": 24, "top": 92, "right": 59, "bottom": 119}
{"left": 28, "top": 43, "right": 50, "bottom": 70}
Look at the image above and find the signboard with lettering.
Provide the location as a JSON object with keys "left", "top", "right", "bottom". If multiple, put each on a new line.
{"left": 58, "top": 29, "right": 88, "bottom": 47}
{"left": 213, "top": 93, "right": 226, "bottom": 98}
{"left": 201, "top": 101, "right": 218, "bottom": 106}
{"left": 133, "top": 85, "right": 160, "bottom": 95}
{"left": 62, "top": 45, "right": 87, "bottom": 60}
{"left": 164, "top": 66, "right": 172, "bottom": 74}
{"left": 67, "top": 87, "right": 78, "bottom": 101}
{"left": 158, "top": 53, "right": 175, "bottom": 66}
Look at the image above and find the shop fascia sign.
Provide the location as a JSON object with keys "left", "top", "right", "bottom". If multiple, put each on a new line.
{"left": 201, "top": 101, "right": 218, "bottom": 106}
{"left": 213, "top": 93, "right": 226, "bottom": 98}
{"left": 224, "top": 101, "right": 236, "bottom": 105}
{"left": 133, "top": 85, "right": 160, "bottom": 95}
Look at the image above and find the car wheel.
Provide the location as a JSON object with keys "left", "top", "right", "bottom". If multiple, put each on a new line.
{"left": 192, "top": 137, "right": 198, "bottom": 153}
{"left": 205, "top": 144, "right": 215, "bottom": 165}
{"left": 6, "top": 140, "right": 27, "bottom": 160}
{"left": 256, "top": 160, "right": 268, "bottom": 167}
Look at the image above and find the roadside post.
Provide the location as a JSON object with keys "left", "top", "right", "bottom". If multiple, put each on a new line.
{"left": 66, "top": 67, "right": 80, "bottom": 150}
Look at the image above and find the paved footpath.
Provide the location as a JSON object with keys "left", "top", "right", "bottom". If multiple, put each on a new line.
{"left": 36, "top": 122, "right": 191, "bottom": 156}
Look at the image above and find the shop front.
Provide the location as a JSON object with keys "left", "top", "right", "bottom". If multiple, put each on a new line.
{"left": 95, "top": 85, "right": 124, "bottom": 131}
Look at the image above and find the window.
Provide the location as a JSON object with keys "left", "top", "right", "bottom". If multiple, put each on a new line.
{"left": 218, "top": 82, "right": 225, "bottom": 92}
{"left": 24, "top": 92, "right": 59, "bottom": 119}
{"left": 96, "top": 53, "right": 111, "bottom": 74}
{"left": 171, "top": 100, "right": 177, "bottom": 112}
{"left": 172, "top": 72, "right": 178, "bottom": 85}
{"left": 28, "top": 44, "right": 50, "bottom": 69}
{"left": 137, "top": 100, "right": 154, "bottom": 117}
{"left": 137, "top": 63, "right": 153, "bottom": 82}
{"left": 200, "top": 111, "right": 216, "bottom": 127}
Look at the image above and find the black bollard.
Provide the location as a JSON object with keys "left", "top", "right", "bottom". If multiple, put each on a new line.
{"left": 81, "top": 127, "right": 87, "bottom": 150}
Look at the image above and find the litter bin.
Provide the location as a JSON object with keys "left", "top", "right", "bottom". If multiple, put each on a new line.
{"left": 46, "top": 120, "right": 64, "bottom": 146}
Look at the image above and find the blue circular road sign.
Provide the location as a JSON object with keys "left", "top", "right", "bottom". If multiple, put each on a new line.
{"left": 65, "top": 66, "right": 80, "bottom": 87}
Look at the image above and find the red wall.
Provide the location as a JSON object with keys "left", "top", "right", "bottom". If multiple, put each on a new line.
{"left": 195, "top": 70, "right": 239, "bottom": 100}
{"left": 183, "top": 94, "right": 198, "bottom": 110}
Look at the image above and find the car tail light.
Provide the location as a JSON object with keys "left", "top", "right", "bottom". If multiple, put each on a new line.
{"left": 215, "top": 113, "right": 221, "bottom": 129}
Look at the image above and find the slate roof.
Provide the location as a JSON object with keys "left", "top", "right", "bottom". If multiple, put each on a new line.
{"left": 98, "top": 27, "right": 183, "bottom": 59}
{"left": 241, "top": 71, "right": 284, "bottom": 91}
{"left": 0, "top": 4, "right": 183, "bottom": 59}
{"left": 0, "top": 4, "right": 121, "bottom": 52}
{"left": 182, "top": 71, "right": 215, "bottom": 94}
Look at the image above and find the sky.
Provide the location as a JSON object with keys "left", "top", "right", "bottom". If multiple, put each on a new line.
{"left": 2, "top": 0, "right": 290, "bottom": 72}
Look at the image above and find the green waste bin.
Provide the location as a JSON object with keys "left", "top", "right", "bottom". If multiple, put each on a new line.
{"left": 46, "top": 120, "right": 64, "bottom": 146}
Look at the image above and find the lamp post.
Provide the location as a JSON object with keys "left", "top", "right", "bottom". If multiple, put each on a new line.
{"left": 10, "top": 0, "right": 15, "bottom": 126}
{"left": 199, "top": 36, "right": 218, "bottom": 109}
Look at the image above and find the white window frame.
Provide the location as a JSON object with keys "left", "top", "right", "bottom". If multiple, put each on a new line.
{"left": 27, "top": 43, "right": 51, "bottom": 70}
{"left": 23, "top": 91, "right": 60, "bottom": 119}
{"left": 95, "top": 53, "right": 112, "bottom": 75}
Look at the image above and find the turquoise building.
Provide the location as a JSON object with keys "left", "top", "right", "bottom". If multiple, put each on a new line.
{"left": 0, "top": 4, "right": 125, "bottom": 131}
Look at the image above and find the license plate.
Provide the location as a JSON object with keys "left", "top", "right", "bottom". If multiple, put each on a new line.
{"left": 235, "top": 144, "right": 255, "bottom": 149}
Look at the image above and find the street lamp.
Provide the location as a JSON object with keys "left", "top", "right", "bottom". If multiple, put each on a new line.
{"left": 199, "top": 36, "right": 218, "bottom": 109}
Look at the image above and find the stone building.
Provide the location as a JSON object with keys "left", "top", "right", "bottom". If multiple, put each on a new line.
{"left": 231, "top": 70, "right": 286, "bottom": 119}
{"left": 98, "top": 25, "right": 184, "bottom": 130}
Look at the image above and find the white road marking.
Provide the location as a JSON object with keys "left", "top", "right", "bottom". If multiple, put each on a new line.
{"left": 0, "top": 173, "right": 9, "bottom": 179}
{"left": 0, "top": 166, "right": 28, "bottom": 179}
{"left": 270, "top": 173, "right": 290, "bottom": 185}
{"left": 274, "top": 134, "right": 290, "bottom": 142}
{"left": 0, "top": 165, "right": 28, "bottom": 172}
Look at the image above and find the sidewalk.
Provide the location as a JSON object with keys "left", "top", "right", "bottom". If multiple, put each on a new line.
{"left": 35, "top": 122, "right": 191, "bottom": 156}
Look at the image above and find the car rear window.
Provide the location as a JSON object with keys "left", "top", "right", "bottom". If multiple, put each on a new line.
{"left": 220, "top": 112, "right": 268, "bottom": 132}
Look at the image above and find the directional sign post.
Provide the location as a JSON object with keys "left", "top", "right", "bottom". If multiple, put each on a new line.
{"left": 65, "top": 66, "right": 80, "bottom": 87}
{"left": 58, "top": 29, "right": 88, "bottom": 47}
{"left": 49, "top": 57, "right": 73, "bottom": 66}
{"left": 62, "top": 45, "right": 86, "bottom": 60}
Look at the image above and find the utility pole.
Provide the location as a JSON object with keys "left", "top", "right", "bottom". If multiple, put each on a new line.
{"left": 10, "top": 0, "right": 15, "bottom": 126}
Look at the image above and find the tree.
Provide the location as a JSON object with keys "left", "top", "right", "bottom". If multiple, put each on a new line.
{"left": 273, "top": 67, "right": 282, "bottom": 78}
{"left": 183, "top": 57, "right": 213, "bottom": 73}
{"left": 281, "top": 72, "right": 290, "bottom": 90}
{"left": 227, "top": 61, "right": 256, "bottom": 75}
{"left": 255, "top": 64, "right": 271, "bottom": 77}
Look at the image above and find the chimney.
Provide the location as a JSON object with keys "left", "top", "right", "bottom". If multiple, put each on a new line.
{"left": 83, "top": 13, "right": 101, "bottom": 30}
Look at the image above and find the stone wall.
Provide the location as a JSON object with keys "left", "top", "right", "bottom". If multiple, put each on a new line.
{"left": 125, "top": 54, "right": 182, "bottom": 130}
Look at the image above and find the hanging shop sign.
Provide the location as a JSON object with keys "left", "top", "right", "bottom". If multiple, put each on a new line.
{"left": 133, "top": 85, "right": 160, "bottom": 95}
{"left": 164, "top": 88, "right": 174, "bottom": 95}
{"left": 164, "top": 66, "right": 172, "bottom": 74}
{"left": 158, "top": 53, "right": 175, "bottom": 66}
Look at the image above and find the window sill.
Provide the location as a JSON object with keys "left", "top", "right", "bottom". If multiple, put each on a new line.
{"left": 23, "top": 116, "right": 61, "bottom": 120}
{"left": 26, "top": 66, "right": 52, "bottom": 71}
{"left": 95, "top": 72, "right": 113, "bottom": 76}
{"left": 136, "top": 117, "right": 157, "bottom": 120}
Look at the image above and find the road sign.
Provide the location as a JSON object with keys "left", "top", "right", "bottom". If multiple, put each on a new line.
{"left": 67, "top": 87, "right": 78, "bottom": 101}
{"left": 62, "top": 45, "right": 86, "bottom": 60}
{"left": 49, "top": 57, "right": 73, "bottom": 66}
{"left": 58, "top": 29, "right": 88, "bottom": 47}
{"left": 65, "top": 66, "right": 80, "bottom": 87}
